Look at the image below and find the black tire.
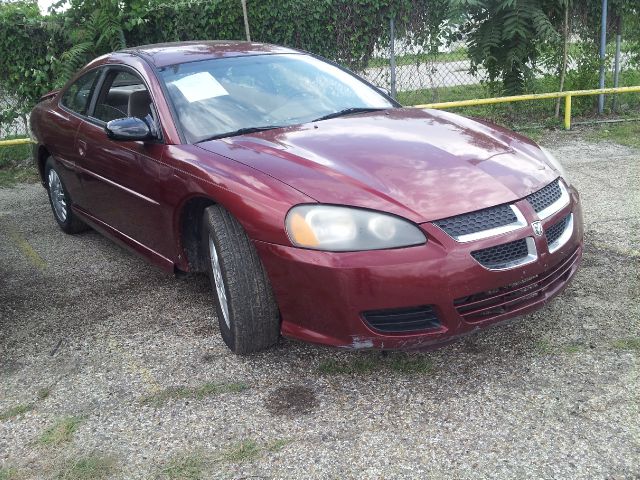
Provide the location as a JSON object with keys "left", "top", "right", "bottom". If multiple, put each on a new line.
{"left": 202, "top": 204, "right": 280, "bottom": 354}
{"left": 44, "top": 157, "right": 87, "bottom": 234}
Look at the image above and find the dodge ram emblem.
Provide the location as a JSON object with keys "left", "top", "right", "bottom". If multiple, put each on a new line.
{"left": 532, "top": 221, "right": 544, "bottom": 236}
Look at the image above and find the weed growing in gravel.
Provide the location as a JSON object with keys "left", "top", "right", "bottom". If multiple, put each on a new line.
{"left": 159, "top": 453, "right": 206, "bottom": 480}
{"left": 37, "top": 387, "right": 51, "bottom": 400}
{"left": 612, "top": 338, "right": 640, "bottom": 351}
{"left": 0, "top": 466, "right": 19, "bottom": 480}
{"left": 318, "top": 357, "right": 379, "bottom": 374}
{"left": 388, "top": 355, "right": 434, "bottom": 374}
{"left": 38, "top": 416, "right": 84, "bottom": 446}
{"left": 55, "top": 455, "right": 115, "bottom": 480}
{"left": 587, "top": 122, "right": 640, "bottom": 149}
{"left": 318, "top": 353, "right": 433, "bottom": 375}
{"left": 562, "top": 343, "right": 586, "bottom": 354}
{"left": 219, "top": 440, "right": 261, "bottom": 463}
{"left": 534, "top": 339, "right": 554, "bottom": 354}
{"left": 0, "top": 403, "right": 33, "bottom": 421}
{"left": 266, "top": 438, "right": 292, "bottom": 453}
{"left": 139, "top": 382, "right": 248, "bottom": 407}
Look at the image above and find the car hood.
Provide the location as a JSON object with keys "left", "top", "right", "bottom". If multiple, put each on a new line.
{"left": 197, "top": 108, "right": 558, "bottom": 223}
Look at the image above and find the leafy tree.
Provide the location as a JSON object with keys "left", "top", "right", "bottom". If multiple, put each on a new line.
{"left": 52, "top": 0, "right": 127, "bottom": 81}
{"left": 454, "top": 0, "right": 564, "bottom": 94}
{"left": 0, "top": 1, "right": 63, "bottom": 129}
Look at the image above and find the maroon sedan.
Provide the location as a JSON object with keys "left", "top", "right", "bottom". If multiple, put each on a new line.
{"left": 30, "top": 41, "right": 583, "bottom": 353}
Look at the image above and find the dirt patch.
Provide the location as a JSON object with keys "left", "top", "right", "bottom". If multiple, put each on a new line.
{"left": 264, "top": 385, "right": 319, "bottom": 417}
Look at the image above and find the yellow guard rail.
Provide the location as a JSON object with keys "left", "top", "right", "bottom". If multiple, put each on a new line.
{"left": 414, "top": 85, "right": 640, "bottom": 130}
{"left": 0, "top": 137, "right": 32, "bottom": 146}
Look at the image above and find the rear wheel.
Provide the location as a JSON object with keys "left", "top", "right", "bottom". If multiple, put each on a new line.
{"left": 202, "top": 204, "right": 280, "bottom": 354}
{"left": 44, "top": 157, "right": 87, "bottom": 234}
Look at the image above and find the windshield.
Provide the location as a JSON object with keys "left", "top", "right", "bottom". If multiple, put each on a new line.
{"left": 159, "top": 53, "right": 394, "bottom": 143}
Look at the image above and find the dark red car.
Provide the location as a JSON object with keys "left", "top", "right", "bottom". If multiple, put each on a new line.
{"left": 30, "top": 41, "right": 583, "bottom": 354}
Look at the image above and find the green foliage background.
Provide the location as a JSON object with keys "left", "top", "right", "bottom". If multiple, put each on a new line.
{"left": 1, "top": 0, "right": 639, "bottom": 131}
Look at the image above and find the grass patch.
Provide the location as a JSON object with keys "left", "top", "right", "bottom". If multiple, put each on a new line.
{"left": 55, "top": 455, "right": 115, "bottom": 480}
{"left": 219, "top": 440, "right": 261, "bottom": 464}
{"left": 0, "top": 139, "right": 37, "bottom": 188}
{"left": 534, "top": 339, "right": 554, "bottom": 355}
{"left": 562, "top": 343, "right": 586, "bottom": 354}
{"left": 0, "top": 140, "right": 30, "bottom": 167}
{"left": 0, "top": 403, "right": 33, "bottom": 421}
{"left": 38, "top": 416, "right": 84, "bottom": 446}
{"left": 612, "top": 338, "right": 640, "bottom": 352}
{"left": 159, "top": 454, "right": 206, "bottom": 480}
{"left": 586, "top": 122, "right": 640, "bottom": 149}
{"left": 387, "top": 354, "right": 435, "bottom": 374}
{"left": 318, "top": 357, "right": 379, "bottom": 375}
{"left": 0, "top": 466, "right": 19, "bottom": 480}
{"left": 266, "top": 438, "right": 292, "bottom": 453}
{"left": 37, "top": 387, "right": 51, "bottom": 401}
{"left": 0, "top": 165, "right": 38, "bottom": 188}
{"left": 140, "top": 382, "right": 248, "bottom": 407}
{"left": 318, "top": 353, "right": 433, "bottom": 375}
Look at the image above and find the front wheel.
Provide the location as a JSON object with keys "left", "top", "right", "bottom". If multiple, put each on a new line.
{"left": 202, "top": 204, "right": 280, "bottom": 354}
{"left": 44, "top": 157, "right": 87, "bottom": 234}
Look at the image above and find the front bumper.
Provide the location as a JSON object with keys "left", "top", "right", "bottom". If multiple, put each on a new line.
{"left": 254, "top": 188, "right": 584, "bottom": 350}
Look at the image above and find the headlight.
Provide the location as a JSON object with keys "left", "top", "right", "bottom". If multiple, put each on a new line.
{"left": 285, "top": 205, "right": 426, "bottom": 251}
{"left": 540, "top": 146, "right": 571, "bottom": 185}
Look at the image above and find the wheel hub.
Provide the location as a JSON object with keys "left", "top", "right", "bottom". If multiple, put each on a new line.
{"left": 48, "top": 170, "right": 67, "bottom": 222}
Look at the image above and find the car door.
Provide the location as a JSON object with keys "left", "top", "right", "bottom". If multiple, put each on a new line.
{"left": 74, "top": 67, "right": 176, "bottom": 260}
{"left": 50, "top": 68, "right": 102, "bottom": 202}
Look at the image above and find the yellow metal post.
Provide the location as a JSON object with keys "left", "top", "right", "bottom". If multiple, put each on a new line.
{"left": 564, "top": 95, "right": 572, "bottom": 130}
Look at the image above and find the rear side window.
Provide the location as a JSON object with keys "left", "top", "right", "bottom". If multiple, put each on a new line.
{"left": 60, "top": 69, "right": 100, "bottom": 114}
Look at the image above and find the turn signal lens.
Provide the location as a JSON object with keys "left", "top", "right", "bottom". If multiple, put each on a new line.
{"left": 288, "top": 212, "right": 319, "bottom": 247}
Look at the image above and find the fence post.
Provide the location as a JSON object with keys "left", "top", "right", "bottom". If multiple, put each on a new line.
{"left": 389, "top": 17, "right": 397, "bottom": 100}
{"left": 241, "top": 0, "right": 251, "bottom": 42}
{"left": 613, "top": 14, "right": 622, "bottom": 112}
{"left": 598, "top": 0, "right": 608, "bottom": 113}
{"left": 564, "top": 95, "right": 572, "bottom": 130}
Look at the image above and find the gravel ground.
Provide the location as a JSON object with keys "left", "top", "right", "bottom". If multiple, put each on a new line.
{"left": 1, "top": 131, "right": 639, "bottom": 479}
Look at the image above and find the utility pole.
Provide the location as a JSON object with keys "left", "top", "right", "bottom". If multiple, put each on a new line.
{"left": 598, "top": 0, "right": 608, "bottom": 113}
{"left": 241, "top": 0, "right": 251, "bottom": 42}
{"left": 389, "top": 17, "right": 397, "bottom": 100}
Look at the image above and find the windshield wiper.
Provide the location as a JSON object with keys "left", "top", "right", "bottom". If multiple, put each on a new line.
{"left": 198, "top": 125, "right": 284, "bottom": 142}
{"left": 312, "top": 107, "right": 387, "bottom": 122}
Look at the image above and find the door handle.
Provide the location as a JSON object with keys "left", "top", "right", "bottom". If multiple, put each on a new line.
{"left": 78, "top": 139, "right": 87, "bottom": 157}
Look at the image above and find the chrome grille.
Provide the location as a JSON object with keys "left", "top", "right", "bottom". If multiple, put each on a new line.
{"left": 471, "top": 237, "right": 536, "bottom": 270}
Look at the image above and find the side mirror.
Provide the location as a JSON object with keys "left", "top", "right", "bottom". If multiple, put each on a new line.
{"left": 377, "top": 86, "right": 392, "bottom": 97}
{"left": 105, "top": 117, "right": 152, "bottom": 141}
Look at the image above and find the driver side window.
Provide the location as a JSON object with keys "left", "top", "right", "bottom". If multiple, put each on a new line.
{"left": 92, "top": 71, "right": 152, "bottom": 121}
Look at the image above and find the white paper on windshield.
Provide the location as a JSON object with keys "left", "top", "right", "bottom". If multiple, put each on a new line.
{"left": 172, "top": 72, "right": 228, "bottom": 102}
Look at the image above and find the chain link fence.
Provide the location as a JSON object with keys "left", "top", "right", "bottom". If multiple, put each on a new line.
{"left": 357, "top": 21, "right": 482, "bottom": 107}
{"left": 352, "top": 17, "right": 640, "bottom": 126}
{"left": 0, "top": 90, "right": 30, "bottom": 140}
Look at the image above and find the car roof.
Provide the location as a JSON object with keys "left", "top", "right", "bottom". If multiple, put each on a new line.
{"left": 119, "top": 41, "right": 300, "bottom": 68}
